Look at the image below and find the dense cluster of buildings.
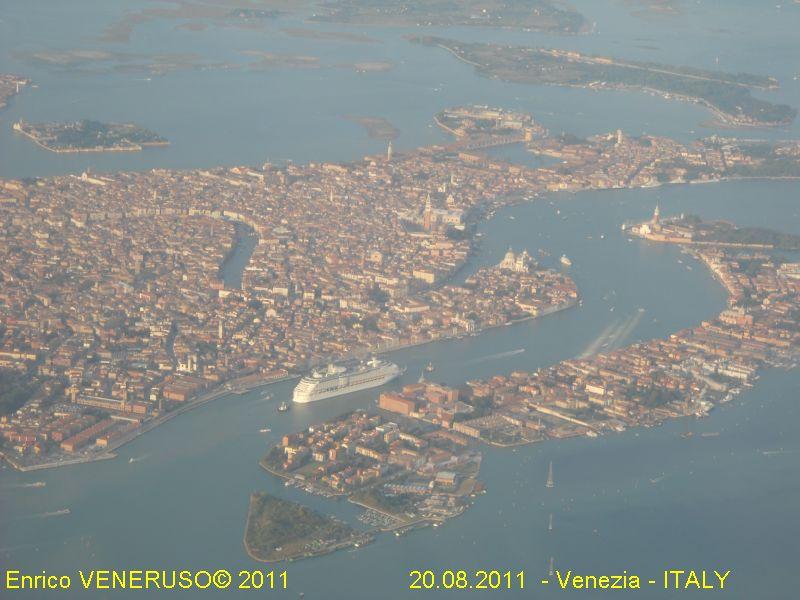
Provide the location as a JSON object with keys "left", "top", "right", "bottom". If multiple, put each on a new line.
{"left": 266, "top": 217, "right": 799, "bottom": 528}
{"left": 0, "top": 117, "right": 577, "bottom": 466}
{"left": 1, "top": 104, "right": 798, "bottom": 468}
{"left": 435, "top": 105, "right": 547, "bottom": 142}
{"left": 266, "top": 409, "right": 481, "bottom": 523}
{"left": 529, "top": 129, "right": 800, "bottom": 190}
{"left": 445, "top": 225, "right": 800, "bottom": 446}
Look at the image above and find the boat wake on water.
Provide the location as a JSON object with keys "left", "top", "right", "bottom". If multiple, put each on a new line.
{"left": 579, "top": 322, "right": 617, "bottom": 358}
{"left": 2, "top": 481, "right": 46, "bottom": 489}
{"left": 17, "top": 508, "right": 71, "bottom": 520}
{"left": 578, "top": 309, "right": 645, "bottom": 359}
{"left": 128, "top": 454, "right": 150, "bottom": 464}
{"left": 463, "top": 348, "right": 525, "bottom": 365}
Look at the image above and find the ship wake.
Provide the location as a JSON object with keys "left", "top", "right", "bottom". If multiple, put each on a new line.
{"left": 579, "top": 309, "right": 644, "bottom": 359}
{"left": 17, "top": 508, "right": 71, "bottom": 520}
{"left": 464, "top": 348, "right": 526, "bottom": 365}
{"left": 2, "top": 481, "right": 46, "bottom": 489}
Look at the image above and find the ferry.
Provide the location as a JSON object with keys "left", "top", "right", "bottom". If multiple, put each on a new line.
{"left": 292, "top": 357, "right": 404, "bottom": 404}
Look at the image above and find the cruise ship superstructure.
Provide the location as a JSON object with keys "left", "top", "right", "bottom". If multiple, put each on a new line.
{"left": 292, "top": 358, "right": 404, "bottom": 403}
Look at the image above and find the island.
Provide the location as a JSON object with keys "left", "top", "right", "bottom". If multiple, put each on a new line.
{"left": 343, "top": 115, "right": 398, "bottom": 139}
{"left": 12, "top": 120, "right": 168, "bottom": 153}
{"left": 413, "top": 37, "right": 797, "bottom": 127}
{"left": 626, "top": 210, "right": 800, "bottom": 250}
{"left": 2, "top": 106, "right": 800, "bottom": 471}
{"left": 309, "top": 0, "right": 588, "bottom": 33}
{"left": 0, "top": 75, "right": 29, "bottom": 111}
{"left": 435, "top": 105, "right": 547, "bottom": 141}
{"left": 260, "top": 214, "right": 799, "bottom": 550}
{"left": 244, "top": 492, "right": 371, "bottom": 562}
{"left": 226, "top": 8, "right": 280, "bottom": 20}
{"left": 261, "top": 409, "right": 484, "bottom": 534}
{"left": 241, "top": 50, "right": 321, "bottom": 70}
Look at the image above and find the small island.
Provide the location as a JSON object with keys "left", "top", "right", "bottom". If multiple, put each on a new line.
{"left": 414, "top": 37, "right": 796, "bottom": 128}
{"left": 13, "top": 119, "right": 168, "bottom": 153}
{"left": 435, "top": 105, "right": 548, "bottom": 140}
{"left": 244, "top": 492, "right": 371, "bottom": 562}
{"left": 241, "top": 50, "right": 320, "bottom": 71}
{"left": 626, "top": 208, "right": 800, "bottom": 250}
{"left": 343, "top": 115, "right": 398, "bottom": 140}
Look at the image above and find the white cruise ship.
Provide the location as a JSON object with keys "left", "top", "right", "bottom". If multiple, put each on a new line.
{"left": 292, "top": 358, "right": 404, "bottom": 403}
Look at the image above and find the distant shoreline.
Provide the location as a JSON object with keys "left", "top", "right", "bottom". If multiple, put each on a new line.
{"left": 420, "top": 38, "right": 795, "bottom": 128}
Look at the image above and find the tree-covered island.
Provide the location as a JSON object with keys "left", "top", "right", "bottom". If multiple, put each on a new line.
{"left": 244, "top": 492, "right": 371, "bottom": 562}
{"left": 13, "top": 120, "right": 168, "bottom": 153}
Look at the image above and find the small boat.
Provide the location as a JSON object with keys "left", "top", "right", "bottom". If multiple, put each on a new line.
{"left": 560, "top": 255, "right": 572, "bottom": 266}
{"left": 278, "top": 401, "right": 290, "bottom": 412}
{"left": 424, "top": 361, "right": 435, "bottom": 373}
{"left": 260, "top": 427, "right": 272, "bottom": 433}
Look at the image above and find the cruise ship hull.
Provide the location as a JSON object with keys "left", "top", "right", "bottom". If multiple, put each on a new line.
{"left": 292, "top": 362, "right": 403, "bottom": 403}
